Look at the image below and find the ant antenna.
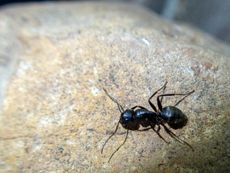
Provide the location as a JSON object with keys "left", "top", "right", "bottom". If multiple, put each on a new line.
{"left": 103, "top": 88, "right": 124, "bottom": 113}
{"left": 101, "top": 88, "right": 125, "bottom": 154}
{"left": 101, "top": 120, "right": 120, "bottom": 154}
{"left": 108, "top": 130, "right": 129, "bottom": 163}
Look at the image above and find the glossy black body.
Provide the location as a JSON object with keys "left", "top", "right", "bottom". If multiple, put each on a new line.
{"left": 102, "top": 82, "right": 194, "bottom": 162}
{"left": 120, "top": 109, "right": 157, "bottom": 130}
{"left": 161, "top": 106, "right": 188, "bottom": 129}
{"left": 120, "top": 106, "right": 188, "bottom": 131}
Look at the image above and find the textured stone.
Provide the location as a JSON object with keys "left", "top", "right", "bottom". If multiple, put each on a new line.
{"left": 0, "top": 2, "right": 229, "bottom": 173}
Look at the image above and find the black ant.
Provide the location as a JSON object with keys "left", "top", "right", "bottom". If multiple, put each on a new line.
{"left": 101, "top": 82, "right": 195, "bottom": 162}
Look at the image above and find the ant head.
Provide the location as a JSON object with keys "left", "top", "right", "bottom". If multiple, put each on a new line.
{"left": 120, "top": 109, "right": 139, "bottom": 130}
{"left": 120, "top": 109, "right": 134, "bottom": 124}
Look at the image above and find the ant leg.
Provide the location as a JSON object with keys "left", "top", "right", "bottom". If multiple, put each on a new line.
{"left": 149, "top": 101, "right": 158, "bottom": 112}
{"left": 131, "top": 105, "right": 148, "bottom": 110}
{"left": 101, "top": 120, "right": 120, "bottom": 154}
{"left": 161, "top": 123, "right": 194, "bottom": 151}
{"left": 136, "top": 127, "right": 152, "bottom": 131}
{"left": 174, "top": 90, "right": 195, "bottom": 106}
{"left": 103, "top": 88, "right": 124, "bottom": 113}
{"left": 156, "top": 125, "right": 161, "bottom": 133}
{"left": 160, "top": 83, "right": 167, "bottom": 103}
{"left": 156, "top": 91, "right": 194, "bottom": 111}
{"left": 137, "top": 126, "right": 169, "bottom": 143}
{"left": 151, "top": 125, "right": 169, "bottom": 144}
{"left": 148, "top": 81, "right": 168, "bottom": 112}
{"left": 108, "top": 130, "right": 129, "bottom": 163}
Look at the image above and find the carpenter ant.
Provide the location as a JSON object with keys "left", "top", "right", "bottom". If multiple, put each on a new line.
{"left": 101, "top": 82, "right": 195, "bottom": 162}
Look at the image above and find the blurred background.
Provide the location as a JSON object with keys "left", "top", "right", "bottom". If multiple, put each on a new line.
{"left": 0, "top": 0, "right": 230, "bottom": 44}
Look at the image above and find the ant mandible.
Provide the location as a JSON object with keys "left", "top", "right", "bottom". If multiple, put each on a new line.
{"left": 101, "top": 81, "right": 195, "bottom": 162}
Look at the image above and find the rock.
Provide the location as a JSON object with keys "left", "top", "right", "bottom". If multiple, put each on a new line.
{"left": 0, "top": 2, "right": 229, "bottom": 173}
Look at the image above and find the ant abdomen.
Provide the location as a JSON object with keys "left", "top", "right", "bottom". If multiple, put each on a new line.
{"left": 160, "top": 106, "right": 188, "bottom": 129}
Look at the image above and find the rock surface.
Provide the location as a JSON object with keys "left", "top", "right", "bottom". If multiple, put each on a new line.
{"left": 0, "top": 2, "right": 229, "bottom": 173}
